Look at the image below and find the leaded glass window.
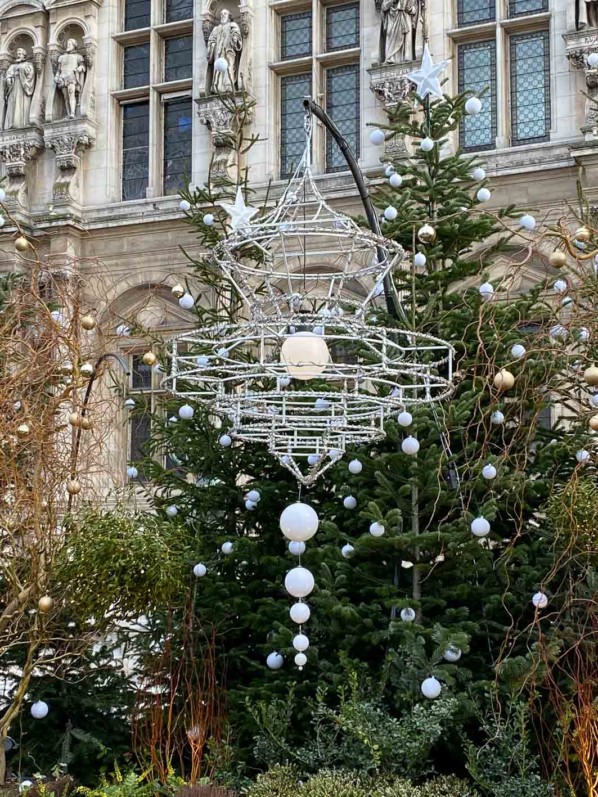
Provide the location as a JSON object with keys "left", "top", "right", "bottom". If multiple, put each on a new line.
{"left": 165, "top": 0, "right": 193, "bottom": 22}
{"left": 132, "top": 354, "right": 153, "bottom": 389}
{"left": 510, "top": 30, "right": 550, "bottom": 146}
{"left": 124, "top": 0, "right": 150, "bottom": 31}
{"left": 281, "top": 11, "right": 312, "bottom": 60}
{"left": 130, "top": 411, "right": 151, "bottom": 463}
{"left": 457, "top": 0, "right": 495, "bottom": 26}
{"left": 326, "top": 3, "right": 359, "bottom": 52}
{"left": 458, "top": 40, "right": 497, "bottom": 151}
{"left": 281, "top": 73, "right": 312, "bottom": 178}
{"left": 509, "top": 0, "right": 548, "bottom": 16}
{"left": 326, "top": 64, "right": 359, "bottom": 173}
{"left": 122, "top": 102, "right": 149, "bottom": 201}
{"left": 123, "top": 44, "right": 150, "bottom": 89}
{"left": 165, "top": 36, "right": 193, "bottom": 81}
{"left": 163, "top": 98, "right": 192, "bottom": 195}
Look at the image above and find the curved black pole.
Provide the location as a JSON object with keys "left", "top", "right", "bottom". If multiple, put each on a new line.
{"left": 303, "top": 97, "right": 402, "bottom": 322}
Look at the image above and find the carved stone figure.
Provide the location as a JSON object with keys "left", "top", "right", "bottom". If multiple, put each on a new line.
{"left": 3, "top": 48, "right": 35, "bottom": 130}
{"left": 578, "top": 0, "right": 598, "bottom": 28}
{"left": 379, "top": 0, "right": 418, "bottom": 64}
{"left": 206, "top": 9, "right": 243, "bottom": 93}
{"left": 54, "top": 38, "right": 86, "bottom": 119}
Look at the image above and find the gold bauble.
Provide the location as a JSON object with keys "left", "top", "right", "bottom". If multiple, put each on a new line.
{"left": 38, "top": 595, "right": 54, "bottom": 613}
{"left": 59, "top": 361, "right": 74, "bottom": 376}
{"left": 584, "top": 366, "right": 598, "bottom": 386}
{"left": 80, "top": 416, "right": 91, "bottom": 430}
{"left": 142, "top": 351, "right": 157, "bottom": 366}
{"left": 80, "top": 314, "right": 97, "bottom": 331}
{"left": 417, "top": 224, "right": 436, "bottom": 244}
{"left": 66, "top": 478, "right": 81, "bottom": 495}
{"left": 575, "top": 226, "right": 591, "bottom": 243}
{"left": 590, "top": 415, "right": 598, "bottom": 431}
{"left": 549, "top": 251, "right": 566, "bottom": 269}
{"left": 15, "top": 236, "right": 29, "bottom": 252}
{"left": 493, "top": 369, "right": 515, "bottom": 391}
{"left": 68, "top": 412, "right": 81, "bottom": 427}
{"left": 79, "top": 362, "right": 94, "bottom": 378}
{"left": 16, "top": 423, "right": 31, "bottom": 438}
{"left": 171, "top": 284, "right": 185, "bottom": 299}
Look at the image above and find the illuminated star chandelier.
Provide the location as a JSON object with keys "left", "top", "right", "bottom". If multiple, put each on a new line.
{"left": 166, "top": 116, "right": 455, "bottom": 485}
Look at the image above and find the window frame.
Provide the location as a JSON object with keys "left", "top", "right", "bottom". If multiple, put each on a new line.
{"left": 456, "top": 0, "right": 495, "bottom": 28}
{"left": 458, "top": 39, "right": 497, "bottom": 153}
{"left": 509, "top": 28, "right": 551, "bottom": 147}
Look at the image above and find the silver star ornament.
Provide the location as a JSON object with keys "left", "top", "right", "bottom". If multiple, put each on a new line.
{"left": 218, "top": 186, "right": 259, "bottom": 231}
{"left": 406, "top": 44, "right": 450, "bottom": 100}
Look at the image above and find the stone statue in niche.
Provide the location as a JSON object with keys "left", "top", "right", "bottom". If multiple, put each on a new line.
{"left": 379, "top": 0, "right": 419, "bottom": 64}
{"left": 578, "top": 0, "right": 598, "bottom": 28}
{"left": 54, "top": 38, "right": 86, "bottom": 119}
{"left": 3, "top": 48, "right": 36, "bottom": 130}
{"left": 206, "top": 8, "right": 243, "bottom": 93}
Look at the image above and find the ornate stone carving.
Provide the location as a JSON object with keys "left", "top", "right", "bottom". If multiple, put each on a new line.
{"left": 44, "top": 118, "right": 95, "bottom": 203}
{"left": 564, "top": 29, "right": 598, "bottom": 139}
{"left": 0, "top": 127, "right": 43, "bottom": 206}
{"left": 368, "top": 61, "right": 415, "bottom": 159}
{"left": 51, "top": 38, "right": 87, "bottom": 119}
{"left": 577, "top": 0, "right": 598, "bottom": 30}
{"left": 3, "top": 47, "right": 36, "bottom": 130}
{"left": 196, "top": 93, "right": 253, "bottom": 181}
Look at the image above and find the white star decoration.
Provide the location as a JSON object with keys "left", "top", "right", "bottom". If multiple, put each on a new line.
{"left": 218, "top": 186, "right": 259, "bottom": 231}
{"left": 406, "top": 44, "right": 450, "bottom": 100}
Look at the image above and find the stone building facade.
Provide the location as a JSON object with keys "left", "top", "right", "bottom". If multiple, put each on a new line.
{"left": 0, "top": 0, "right": 597, "bottom": 488}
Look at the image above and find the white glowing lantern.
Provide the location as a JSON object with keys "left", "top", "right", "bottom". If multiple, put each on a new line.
{"left": 532, "top": 591, "right": 548, "bottom": 609}
{"left": 280, "top": 502, "right": 319, "bottom": 542}
{"left": 471, "top": 517, "right": 490, "bottom": 537}
{"left": 193, "top": 563, "right": 207, "bottom": 577}
{"left": 266, "top": 652, "right": 283, "bottom": 670}
{"left": 400, "top": 607, "right": 416, "bottom": 622}
{"left": 31, "top": 701, "right": 49, "bottom": 719}
{"left": 290, "top": 602, "right": 311, "bottom": 624}
{"left": 288, "top": 540, "right": 306, "bottom": 556}
{"left": 421, "top": 677, "right": 442, "bottom": 699}
{"left": 369, "top": 521, "right": 385, "bottom": 537}
{"left": 293, "top": 633, "right": 309, "bottom": 652}
{"left": 285, "top": 566, "right": 315, "bottom": 598}
{"left": 280, "top": 332, "right": 330, "bottom": 380}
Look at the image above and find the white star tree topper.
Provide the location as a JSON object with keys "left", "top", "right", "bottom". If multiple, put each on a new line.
{"left": 218, "top": 186, "right": 259, "bottom": 231}
{"left": 406, "top": 44, "right": 450, "bottom": 100}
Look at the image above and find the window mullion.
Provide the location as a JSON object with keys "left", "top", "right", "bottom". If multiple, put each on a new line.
{"left": 495, "top": 24, "right": 509, "bottom": 148}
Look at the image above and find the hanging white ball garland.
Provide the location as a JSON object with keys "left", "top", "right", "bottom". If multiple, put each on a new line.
{"left": 420, "top": 137, "right": 435, "bottom": 152}
{"left": 214, "top": 56, "right": 228, "bottom": 72}
{"left": 193, "top": 563, "right": 207, "bottom": 577}
{"left": 400, "top": 607, "right": 416, "bottom": 622}
{"left": 384, "top": 206, "right": 398, "bottom": 221}
{"left": 478, "top": 282, "right": 494, "bottom": 301}
{"left": 370, "top": 521, "right": 385, "bottom": 537}
{"left": 179, "top": 199, "right": 191, "bottom": 212}
{"left": 221, "top": 541, "right": 234, "bottom": 555}
{"left": 413, "top": 252, "right": 427, "bottom": 267}
{"left": 389, "top": 173, "right": 403, "bottom": 188}
{"left": 341, "top": 543, "right": 355, "bottom": 558}
{"left": 165, "top": 505, "right": 178, "bottom": 518}
{"left": 293, "top": 633, "right": 309, "bottom": 652}
{"left": 31, "top": 701, "right": 49, "bottom": 719}
{"left": 519, "top": 214, "right": 536, "bottom": 231}
{"left": 290, "top": 602, "right": 311, "bottom": 624}
{"left": 576, "top": 449, "right": 591, "bottom": 463}
{"left": 465, "top": 96, "right": 482, "bottom": 115}
{"left": 443, "top": 646, "right": 462, "bottom": 663}
{"left": 398, "top": 411, "right": 413, "bottom": 427}
{"left": 343, "top": 495, "right": 357, "bottom": 509}
{"left": 472, "top": 167, "right": 486, "bottom": 181}
{"left": 295, "top": 652, "right": 307, "bottom": 668}
{"left": 477, "top": 188, "right": 491, "bottom": 203}
{"left": 369, "top": 129, "right": 385, "bottom": 146}
{"left": 178, "top": 404, "right": 194, "bottom": 420}
{"left": 280, "top": 502, "right": 319, "bottom": 542}
{"left": 203, "top": 213, "right": 214, "bottom": 226}
{"left": 245, "top": 499, "right": 256, "bottom": 510}
{"left": 532, "top": 591, "right": 548, "bottom": 609}
{"left": 219, "top": 434, "right": 232, "bottom": 447}
{"left": 288, "top": 540, "right": 306, "bottom": 556}
{"left": 247, "top": 489, "right": 261, "bottom": 503}
{"left": 348, "top": 459, "right": 363, "bottom": 474}
{"left": 179, "top": 293, "right": 195, "bottom": 310}
{"left": 285, "top": 566, "right": 315, "bottom": 598}
{"left": 266, "top": 651, "right": 284, "bottom": 670}
{"left": 471, "top": 517, "right": 490, "bottom": 537}
{"left": 402, "top": 436, "right": 420, "bottom": 455}
{"left": 510, "top": 344, "right": 526, "bottom": 359}
{"left": 421, "top": 677, "right": 442, "bottom": 699}
{"left": 482, "top": 464, "right": 497, "bottom": 480}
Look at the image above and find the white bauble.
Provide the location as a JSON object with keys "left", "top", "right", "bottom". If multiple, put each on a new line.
{"left": 591, "top": 393, "right": 598, "bottom": 408}
{"left": 196, "top": 355, "right": 210, "bottom": 366}
{"left": 127, "top": 466, "right": 138, "bottom": 479}
{"left": 280, "top": 502, "right": 319, "bottom": 542}
{"left": 532, "top": 591, "right": 548, "bottom": 609}
{"left": 413, "top": 252, "right": 427, "bottom": 267}
{"left": 341, "top": 543, "right": 355, "bottom": 558}
{"left": 293, "top": 633, "right": 309, "bottom": 652}
{"left": 193, "top": 563, "right": 207, "bottom": 577}
{"left": 279, "top": 375, "right": 291, "bottom": 387}
{"left": 588, "top": 51, "right": 598, "bottom": 68}
{"left": 179, "top": 199, "right": 191, "bottom": 211}
{"left": 307, "top": 454, "right": 321, "bottom": 467}
{"left": 561, "top": 295, "right": 574, "bottom": 308}
{"left": 443, "top": 646, "right": 462, "bottom": 663}
{"left": 19, "top": 782, "right": 33, "bottom": 793}
{"left": 550, "top": 324, "right": 568, "bottom": 340}
{"left": 472, "top": 167, "right": 486, "bottom": 181}
{"left": 370, "top": 129, "right": 385, "bottom": 146}
{"left": 203, "top": 213, "right": 214, "bottom": 226}
{"left": 295, "top": 652, "right": 307, "bottom": 667}
{"left": 179, "top": 293, "right": 195, "bottom": 310}
{"left": 245, "top": 500, "right": 256, "bottom": 510}
{"left": 398, "top": 411, "right": 413, "bottom": 427}
{"left": 400, "top": 607, "right": 416, "bottom": 622}
{"left": 384, "top": 205, "right": 398, "bottom": 221}
{"left": 214, "top": 57, "right": 228, "bottom": 72}
{"left": 511, "top": 344, "right": 526, "bottom": 359}
{"left": 578, "top": 327, "right": 590, "bottom": 342}
{"left": 343, "top": 495, "right": 357, "bottom": 509}
{"left": 288, "top": 540, "right": 306, "bottom": 556}
{"left": 290, "top": 602, "right": 311, "bottom": 624}
{"left": 478, "top": 282, "right": 494, "bottom": 300}
{"left": 31, "top": 701, "right": 49, "bottom": 719}
{"left": 329, "top": 449, "right": 343, "bottom": 460}
{"left": 553, "top": 279, "right": 567, "bottom": 294}
{"left": 420, "top": 137, "right": 435, "bottom": 151}
{"left": 247, "top": 489, "right": 261, "bottom": 503}
{"left": 421, "top": 677, "right": 442, "bottom": 699}
{"left": 124, "top": 399, "right": 136, "bottom": 410}
{"left": 315, "top": 398, "right": 330, "bottom": 410}
{"left": 217, "top": 347, "right": 229, "bottom": 358}
{"left": 482, "top": 464, "right": 497, "bottom": 480}
{"left": 390, "top": 173, "right": 403, "bottom": 188}
{"left": 166, "top": 505, "right": 178, "bottom": 518}
{"left": 285, "top": 566, "right": 315, "bottom": 598}
{"left": 178, "top": 404, "right": 194, "bottom": 420}
{"left": 471, "top": 516, "right": 490, "bottom": 537}
{"left": 221, "top": 541, "right": 234, "bottom": 555}
{"left": 348, "top": 459, "right": 363, "bottom": 474}
{"left": 116, "top": 324, "right": 131, "bottom": 337}
{"left": 369, "top": 521, "right": 385, "bottom": 537}
{"left": 477, "top": 188, "right": 491, "bottom": 203}
{"left": 219, "top": 434, "right": 232, "bottom": 447}
{"left": 0, "top": 188, "right": 5, "bottom": 201}
{"left": 576, "top": 449, "right": 590, "bottom": 464}
{"left": 281, "top": 332, "right": 330, "bottom": 380}
{"left": 402, "top": 436, "right": 420, "bottom": 455}
{"left": 519, "top": 214, "right": 536, "bottom": 231}
{"left": 465, "top": 96, "right": 482, "bottom": 115}
{"left": 491, "top": 410, "right": 505, "bottom": 425}
{"left": 266, "top": 651, "right": 284, "bottom": 670}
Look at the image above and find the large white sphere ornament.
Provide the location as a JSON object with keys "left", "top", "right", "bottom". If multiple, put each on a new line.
{"left": 477, "top": 188, "right": 491, "bottom": 203}
{"left": 413, "top": 252, "right": 427, "bottom": 267}
{"left": 532, "top": 591, "right": 548, "bottom": 609}
{"left": 370, "top": 521, "right": 385, "bottom": 537}
{"left": 193, "top": 563, "right": 207, "bottom": 577}
{"left": 280, "top": 502, "right": 319, "bottom": 542}
{"left": 443, "top": 646, "right": 462, "bottom": 663}
{"left": 293, "top": 633, "right": 309, "bottom": 652}
{"left": 576, "top": 449, "right": 591, "bottom": 464}
{"left": 214, "top": 56, "right": 228, "bottom": 72}
{"left": 281, "top": 332, "right": 330, "bottom": 380}
{"left": 219, "top": 434, "right": 232, "bottom": 447}
{"left": 421, "top": 677, "right": 442, "bottom": 699}
{"left": 519, "top": 214, "right": 536, "bottom": 231}
{"left": 553, "top": 279, "right": 567, "bottom": 294}
{"left": 288, "top": 541, "right": 306, "bottom": 556}
{"left": 127, "top": 466, "right": 138, "bottom": 479}
{"left": 245, "top": 499, "right": 256, "bottom": 511}
{"left": 398, "top": 411, "right": 413, "bottom": 427}
{"left": 295, "top": 652, "right": 307, "bottom": 668}
{"left": 31, "top": 701, "right": 49, "bottom": 719}
{"left": 589, "top": 51, "right": 598, "bottom": 68}
{"left": 247, "top": 489, "right": 261, "bottom": 503}
{"left": 179, "top": 199, "right": 191, "bottom": 212}
{"left": 482, "top": 464, "right": 497, "bottom": 480}
{"left": 341, "top": 543, "right": 355, "bottom": 558}
{"left": 400, "top": 607, "right": 416, "bottom": 622}
{"left": 266, "top": 652, "right": 284, "bottom": 670}
{"left": 478, "top": 282, "right": 494, "bottom": 300}
{"left": 420, "top": 137, "right": 435, "bottom": 151}
{"left": 384, "top": 205, "right": 398, "bottom": 221}
{"left": 166, "top": 505, "right": 178, "bottom": 518}
{"left": 370, "top": 128, "right": 385, "bottom": 146}
{"left": 465, "top": 96, "right": 482, "bottom": 115}
{"left": 511, "top": 344, "right": 526, "bottom": 359}
{"left": 178, "top": 404, "right": 194, "bottom": 420}
{"left": 472, "top": 167, "right": 486, "bottom": 181}
{"left": 491, "top": 410, "right": 504, "bottom": 425}
{"left": 343, "top": 495, "right": 357, "bottom": 510}
{"left": 402, "top": 436, "right": 420, "bottom": 455}
{"left": 390, "top": 172, "right": 403, "bottom": 188}
{"left": 179, "top": 293, "right": 195, "bottom": 310}
{"left": 203, "top": 213, "right": 214, "bottom": 226}
{"left": 471, "top": 516, "right": 490, "bottom": 537}
{"left": 221, "top": 541, "right": 234, "bottom": 555}
{"left": 290, "top": 602, "right": 311, "bottom": 624}
{"left": 348, "top": 459, "right": 363, "bottom": 474}
{"left": 285, "top": 567, "right": 315, "bottom": 598}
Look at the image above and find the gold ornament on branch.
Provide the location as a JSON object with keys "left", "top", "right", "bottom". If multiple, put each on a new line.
{"left": 38, "top": 595, "right": 54, "bottom": 613}
{"left": 494, "top": 369, "right": 515, "bottom": 392}
{"left": 171, "top": 284, "right": 185, "bottom": 299}
{"left": 80, "top": 416, "right": 91, "bottom": 430}
{"left": 142, "top": 351, "right": 157, "bottom": 366}
{"left": 589, "top": 414, "right": 598, "bottom": 431}
{"left": 549, "top": 251, "right": 567, "bottom": 269}
{"left": 16, "top": 423, "right": 31, "bottom": 439}
{"left": 417, "top": 224, "right": 436, "bottom": 244}
{"left": 60, "top": 362, "right": 74, "bottom": 376}
{"left": 574, "top": 226, "right": 591, "bottom": 243}
{"left": 583, "top": 366, "right": 598, "bottom": 386}
{"left": 68, "top": 412, "right": 81, "bottom": 427}
{"left": 66, "top": 478, "right": 82, "bottom": 495}
{"left": 79, "top": 363, "right": 94, "bottom": 378}
{"left": 15, "top": 236, "right": 29, "bottom": 252}
{"left": 80, "top": 314, "right": 97, "bottom": 331}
